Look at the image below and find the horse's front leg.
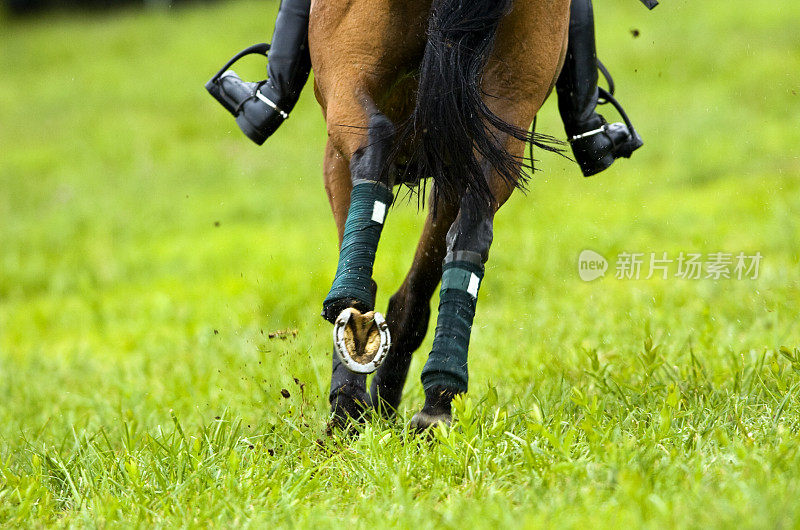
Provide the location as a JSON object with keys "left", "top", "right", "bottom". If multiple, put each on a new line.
{"left": 410, "top": 183, "right": 513, "bottom": 430}
{"left": 322, "top": 109, "right": 396, "bottom": 425}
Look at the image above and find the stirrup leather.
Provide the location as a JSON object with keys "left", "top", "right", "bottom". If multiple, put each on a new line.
{"left": 595, "top": 59, "right": 640, "bottom": 141}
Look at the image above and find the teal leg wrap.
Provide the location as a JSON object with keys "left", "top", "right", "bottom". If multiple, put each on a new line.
{"left": 420, "top": 260, "right": 484, "bottom": 393}
{"left": 322, "top": 181, "right": 393, "bottom": 322}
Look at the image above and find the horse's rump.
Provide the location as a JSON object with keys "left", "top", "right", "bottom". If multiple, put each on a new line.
{"left": 390, "top": 0, "right": 564, "bottom": 208}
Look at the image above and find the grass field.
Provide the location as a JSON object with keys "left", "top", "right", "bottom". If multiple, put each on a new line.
{"left": 1, "top": 0, "right": 799, "bottom": 526}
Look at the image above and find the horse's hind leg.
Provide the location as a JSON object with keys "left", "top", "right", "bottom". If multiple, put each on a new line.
{"left": 370, "top": 190, "right": 458, "bottom": 415}
{"left": 322, "top": 141, "right": 369, "bottom": 424}
{"left": 309, "top": 0, "right": 428, "bottom": 426}
{"left": 405, "top": 0, "right": 570, "bottom": 431}
{"left": 321, "top": 111, "right": 396, "bottom": 426}
{"left": 410, "top": 183, "right": 514, "bottom": 431}
{"left": 322, "top": 111, "right": 395, "bottom": 321}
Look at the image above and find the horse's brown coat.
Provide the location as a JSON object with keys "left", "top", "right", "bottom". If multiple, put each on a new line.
{"left": 310, "top": 0, "right": 570, "bottom": 419}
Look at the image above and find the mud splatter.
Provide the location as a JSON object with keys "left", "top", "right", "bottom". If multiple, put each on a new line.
{"left": 268, "top": 328, "right": 299, "bottom": 339}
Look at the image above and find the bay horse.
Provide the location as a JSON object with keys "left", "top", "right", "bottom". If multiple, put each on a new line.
{"left": 309, "top": 0, "right": 570, "bottom": 430}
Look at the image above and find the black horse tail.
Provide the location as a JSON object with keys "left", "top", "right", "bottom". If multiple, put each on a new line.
{"left": 393, "top": 0, "right": 562, "bottom": 208}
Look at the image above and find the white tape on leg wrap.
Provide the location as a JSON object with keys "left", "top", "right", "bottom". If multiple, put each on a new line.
{"left": 371, "top": 201, "right": 386, "bottom": 224}
{"left": 467, "top": 273, "right": 481, "bottom": 298}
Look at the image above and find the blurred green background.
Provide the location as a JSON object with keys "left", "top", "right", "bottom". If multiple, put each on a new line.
{"left": 1, "top": 0, "right": 799, "bottom": 526}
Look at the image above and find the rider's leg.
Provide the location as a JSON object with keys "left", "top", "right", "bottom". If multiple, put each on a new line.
{"left": 212, "top": 0, "right": 311, "bottom": 145}
{"left": 556, "top": 0, "right": 642, "bottom": 176}
{"left": 261, "top": 0, "right": 312, "bottom": 123}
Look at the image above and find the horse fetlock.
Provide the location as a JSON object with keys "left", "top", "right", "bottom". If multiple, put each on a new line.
{"left": 322, "top": 281, "right": 377, "bottom": 323}
{"left": 321, "top": 297, "right": 368, "bottom": 323}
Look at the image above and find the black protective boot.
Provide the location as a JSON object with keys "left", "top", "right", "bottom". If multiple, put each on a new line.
{"left": 556, "top": 0, "right": 643, "bottom": 177}
{"left": 205, "top": 0, "right": 311, "bottom": 145}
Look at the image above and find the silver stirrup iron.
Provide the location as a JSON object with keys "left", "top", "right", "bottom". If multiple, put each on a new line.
{"left": 332, "top": 308, "right": 391, "bottom": 374}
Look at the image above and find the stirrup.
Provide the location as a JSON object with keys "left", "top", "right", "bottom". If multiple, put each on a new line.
{"left": 207, "top": 43, "right": 270, "bottom": 116}
{"left": 332, "top": 308, "right": 391, "bottom": 374}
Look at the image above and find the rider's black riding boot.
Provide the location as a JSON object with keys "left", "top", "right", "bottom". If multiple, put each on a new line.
{"left": 212, "top": 0, "right": 311, "bottom": 145}
{"left": 556, "top": 0, "right": 643, "bottom": 176}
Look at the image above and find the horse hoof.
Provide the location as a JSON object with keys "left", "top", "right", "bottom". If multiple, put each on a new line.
{"left": 332, "top": 308, "right": 390, "bottom": 374}
{"left": 410, "top": 410, "right": 452, "bottom": 433}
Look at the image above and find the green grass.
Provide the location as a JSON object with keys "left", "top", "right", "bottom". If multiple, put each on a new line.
{"left": 1, "top": 0, "right": 799, "bottom": 526}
